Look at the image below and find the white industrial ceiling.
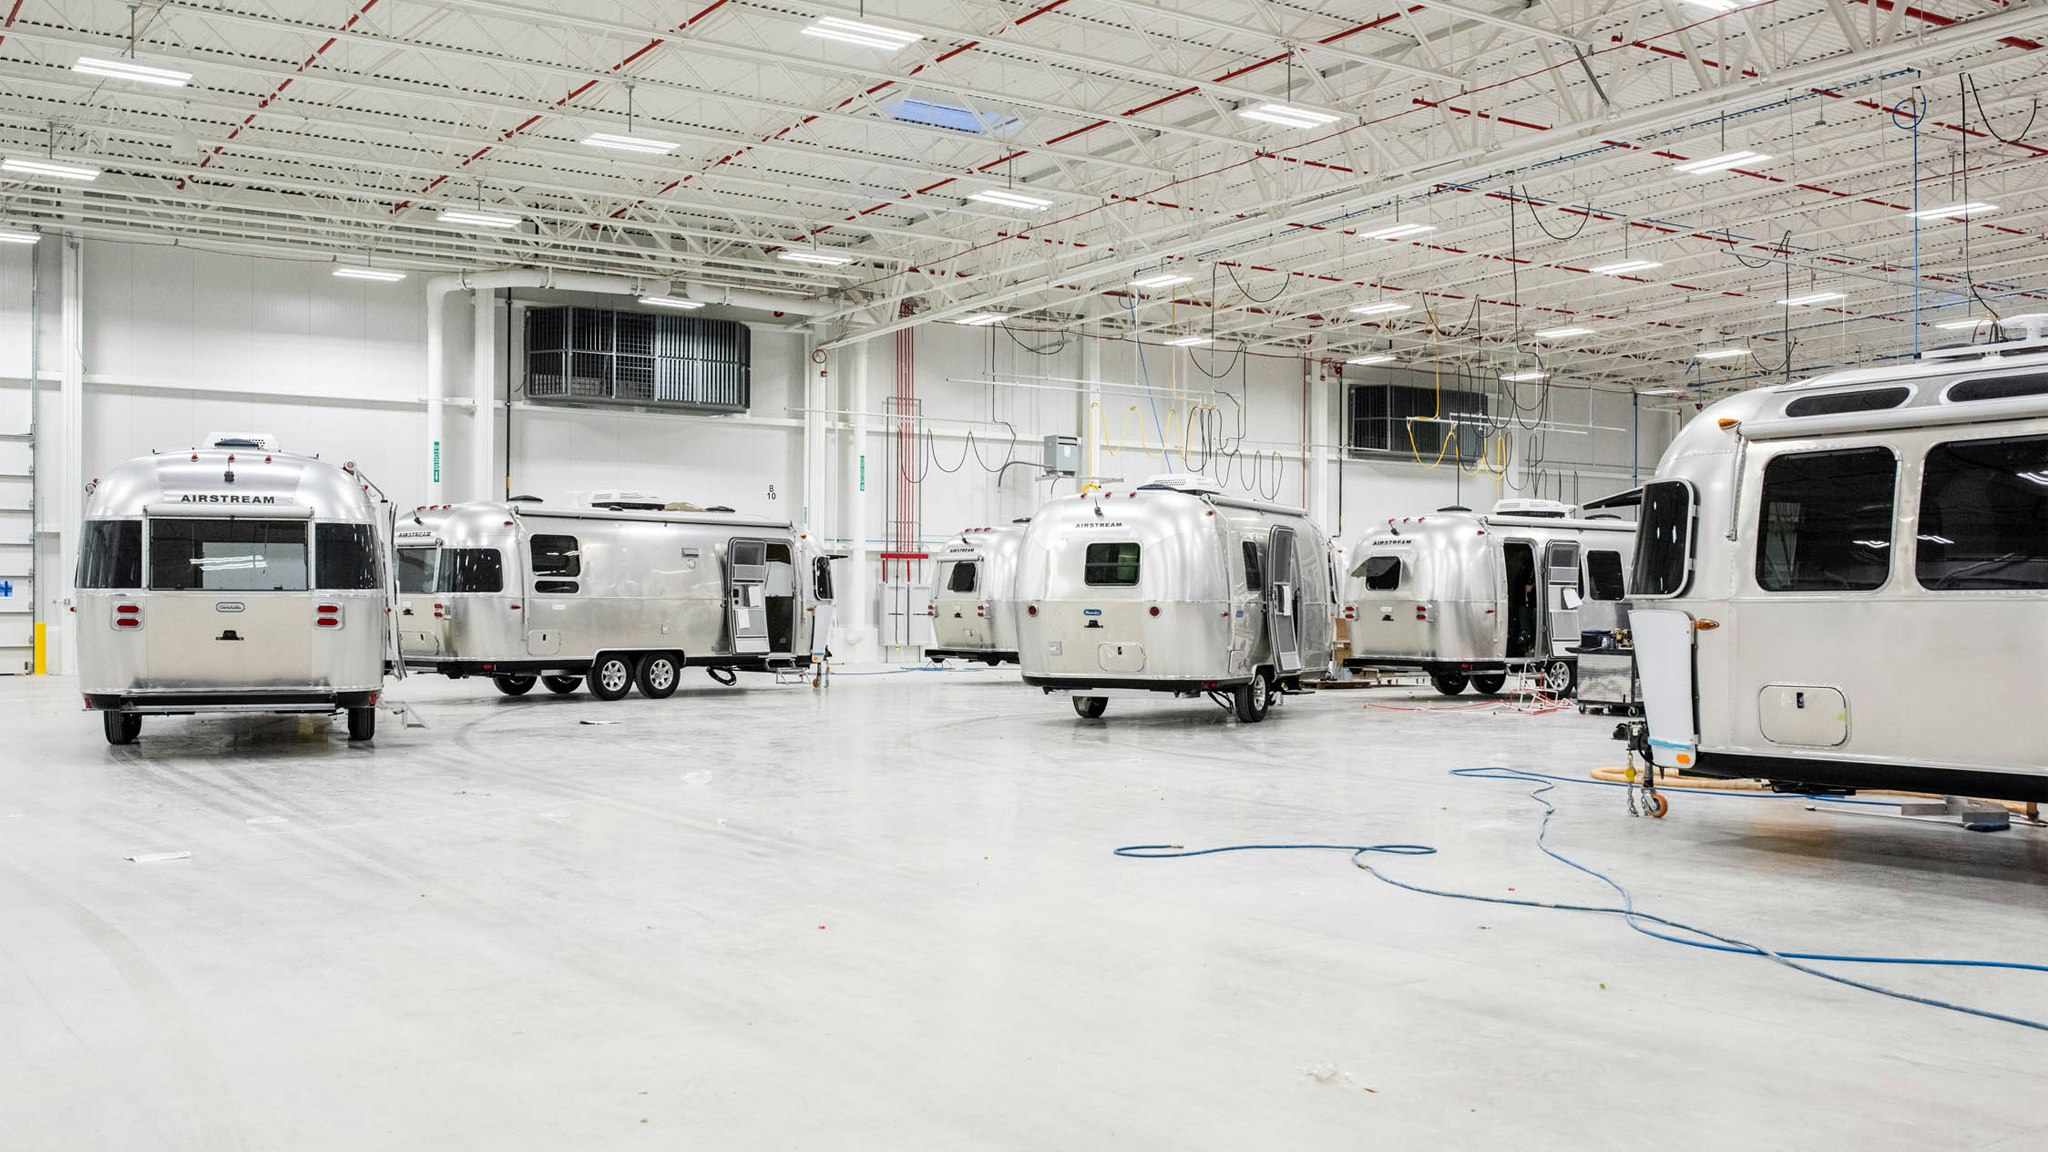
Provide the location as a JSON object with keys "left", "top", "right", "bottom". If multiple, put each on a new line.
{"left": 3, "top": 0, "right": 2045, "bottom": 391}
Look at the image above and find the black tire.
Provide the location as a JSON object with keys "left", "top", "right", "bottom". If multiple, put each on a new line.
{"left": 1072, "top": 696, "right": 1108, "bottom": 719}
{"left": 588, "top": 654, "right": 634, "bottom": 701}
{"left": 636, "top": 653, "right": 681, "bottom": 700}
{"left": 493, "top": 675, "right": 537, "bottom": 697}
{"left": 1542, "top": 659, "right": 1577, "bottom": 697}
{"left": 1233, "top": 672, "right": 1273, "bottom": 723}
{"left": 103, "top": 711, "right": 140, "bottom": 746}
{"left": 541, "top": 675, "right": 581, "bottom": 695}
{"left": 346, "top": 706, "right": 376, "bottom": 742}
{"left": 1430, "top": 671, "right": 1469, "bottom": 696}
{"left": 1471, "top": 673, "right": 1507, "bottom": 695}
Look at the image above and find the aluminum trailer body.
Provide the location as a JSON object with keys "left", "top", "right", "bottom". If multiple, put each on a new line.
{"left": 395, "top": 501, "right": 832, "bottom": 700}
{"left": 75, "top": 436, "right": 392, "bottom": 745}
{"left": 1629, "top": 339, "right": 2048, "bottom": 801}
{"left": 1015, "top": 479, "right": 1334, "bottom": 722}
{"left": 1340, "top": 500, "right": 1636, "bottom": 696}
{"left": 925, "top": 522, "right": 1027, "bottom": 664}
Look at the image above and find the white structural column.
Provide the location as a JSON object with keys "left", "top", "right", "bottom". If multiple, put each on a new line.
{"left": 1310, "top": 353, "right": 1334, "bottom": 533}
{"left": 56, "top": 235, "right": 83, "bottom": 674}
{"left": 424, "top": 288, "right": 446, "bottom": 503}
{"left": 1079, "top": 337, "right": 1101, "bottom": 486}
{"left": 842, "top": 344, "right": 874, "bottom": 661}
{"left": 471, "top": 287, "right": 497, "bottom": 504}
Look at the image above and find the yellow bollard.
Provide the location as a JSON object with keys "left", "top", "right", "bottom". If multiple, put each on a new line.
{"left": 32, "top": 621, "right": 46, "bottom": 675}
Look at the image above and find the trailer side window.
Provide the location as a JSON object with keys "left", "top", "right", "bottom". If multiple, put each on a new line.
{"left": 315, "top": 524, "right": 382, "bottom": 590}
{"left": 813, "top": 556, "right": 835, "bottom": 601}
{"left": 77, "top": 520, "right": 142, "bottom": 588}
{"left": 447, "top": 548, "right": 503, "bottom": 594}
{"left": 946, "top": 561, "right": 979, "bottom": 594}
{"left": 1917, "top": 435, "right": 2048, "bottom": 591}
{"left": 1584, "top": 551, "right": 1626, "bottom": 601}
{"left": 149, "top": 519, "right": 310, "bottom": 592}
{"left": 1756, "top": 448, "right": 1896, "bottom": 592}
{"left": 1083, "top": 542, "right": 1140, "bottom": 586}
{"left": 1241, "top": 542, "right": 1264, "bottom": 591}
{"left": 1632, "top": 481, "right": 1695, "bottom": 597}
{"left": 530, "top": 534, "right": 581, "bottom": 578}
{"left": 1361, "top": 555, "right": 1402, "bottom": 591}
{"left": 395, "top": 549, "right": 438, "bottom": 594}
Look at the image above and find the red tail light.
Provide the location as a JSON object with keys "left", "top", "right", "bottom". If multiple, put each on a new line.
{"left": 1342, "top": 605, "right": 1357, "bottom": 620}
{"left": 114, "top": 604, "right": 142, "bottom": 629}
{"left": 976, "top": 604, "right": 987, "bottom": 618}
{"left": 1415, "top": 605, "right": 1429, "bottom": 621}
{"left": 316, "top": 604, "right": 342, "bottom": 629}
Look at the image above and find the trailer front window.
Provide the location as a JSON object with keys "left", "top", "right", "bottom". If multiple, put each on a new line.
{"left": 1917, "top": 435, "right": 2048, "bottom": 590}
{"left": 946, "top": 561, "right": 980, "bottom": 594}
{"left": 1632, "top": 481, "right": 1695, "bottom": 598}
{"left": 1756, "top": 448, "right": 1896, "bottom": 592}
{"left": 149, "top": 519, "right": 309, "bottom": 592}
{"left": 1083, "top": 542, "right": 1141, "bottom": 586}
{"left": 77, "top": 521, "right": 142, "bottom": 588}
{"left": 395, "top": 548, "right": 438, "bottom": 594}
{"left": 1360, "top": 555, "right": 1402, "bottom": 591}
{"left": 315, "top": 524, "right": 382, "bottom": 590}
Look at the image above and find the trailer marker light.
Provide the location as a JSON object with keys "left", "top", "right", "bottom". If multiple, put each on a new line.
{"left": 117, "top": 605, "right": 139, "bottom": 614}
{"left": 1026, "top": 605, "right": 1038, "bottom": 616}
{"left": 1149, "top": 606, "right": 1160, "bottom": 617}
{"left": 1717, "top": 418, "right": 1740, "bottom": 430}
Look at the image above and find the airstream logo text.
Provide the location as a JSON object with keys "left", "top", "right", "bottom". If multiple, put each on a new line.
{"left": 1077, "top": 521, "right": 1126, "bottom": 528}
{"left": 177, "top": 494, "right": 278, "bottom": 504}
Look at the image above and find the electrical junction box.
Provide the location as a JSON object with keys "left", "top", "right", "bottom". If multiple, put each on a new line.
{"left": 1044, "top": 434, "right": 1079, "bottom": 477}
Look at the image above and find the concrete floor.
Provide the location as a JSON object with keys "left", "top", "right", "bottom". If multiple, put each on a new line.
{"left": 2, "top": 667, "right": 2045, "bottom": 1151}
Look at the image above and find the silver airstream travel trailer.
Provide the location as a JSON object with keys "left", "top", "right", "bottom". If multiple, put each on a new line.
{"left": 1015, "top": 476, "right": 1334, "bottom": 722}
{"left": 75, "top": 435, "right": 392, "bottom": 745}
{"left": 396, "top": 500, "right": 832, "bottom": 700}
{"left": 925, "top": 522, "right": 1027, "bottom": 665}
{"left": 1341, "top": 499, "right": 1637, "bottom": 696}
{"left": 1627, "top": 332, "right": 2048, "bottom": 803}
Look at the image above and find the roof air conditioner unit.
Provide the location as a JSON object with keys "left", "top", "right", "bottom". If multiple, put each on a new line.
{"left": 1492, "top": 498, "right": 1572, "bottom": 519}
{"left": 1137, "top": 473, "right": 1225, "bottom": 495}
{"left": 586, "top": 490, "right": 667, "bottom": 510}
{"left": 205, "top": 432, "right": 282, "bottom": 451}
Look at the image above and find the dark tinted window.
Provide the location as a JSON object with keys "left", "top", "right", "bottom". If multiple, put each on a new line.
{"left": 1948, "top": 375, "right": 2048, "bottom": 403}
{"left": 77, "top": 520, "right": 142, "bottom": 588}
{"left": 1585, "top": 550, "right": 1626, "bottom": 600}
{"left": 395, "top": 548, "right": 437, "bottom": 594}
{"left": 531, "top": 534, "right": 580, "bottom": 577}
{"left": 1362, "top": 555, "right": 1402, "bottom": 591}
{"left": 1917, "top": 435, "right": 2048, "bottom": 590}
{"left": 447, "top": 548, "right": 502, "bottom": 593}
{"left": 946, "top": 561, "right": 979, "bottom": 594}
{"left": 314, "top": 523, "right": 382, "bottom": 590}
{"left": 1632, "top": 481, "right": 1694, "bottom": 597}
{"left": 149, "top": 519, "right": 309, "bottom": 591}
{"left": 1756, "top": 448, "right": 1896, "bottom": 592}
{"left": 1784, "top": 387, "right": 1910, "bottom": 417}
{"left": 1242, "top": 541, "right": 1264, "bottom": 591}
{"left": 1083, "top": 542, "right": 1140, "bottom": 586}
{"left": 813, "top": 556, "right": 834, "bottom": 601}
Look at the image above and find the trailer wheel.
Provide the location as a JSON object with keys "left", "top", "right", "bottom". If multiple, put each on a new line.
{"left": 588, "top": 654, "right": 634, "bottom": 701}
{"left": 541, "top": 675, "right": 581, "bottom": 695}
{"left": 1542, "top": 659, "right": 1577, "bottom": 697}
{"left": 1233, "top": 672, "right": 1273, "bottom": 723}
{"left": 1429, "top": 671, "right": 1469, "bottom": 696}
{"left": 103, "top": 712, "right": 141, "bottom": 746}
{"left": 636, "top": 653, "right": 681, "bottom": 700}
{"left": 346, "top": 707, "right": 376, "bottom": 742}
{"left": 1072, "top": 696, "right": 1108, "bottom": 719}
{"left": 1470, "top": 673, "right": 1507, "bottom": 695}
{"left": 492, "top": 675, "right": 537, "bottom": 697}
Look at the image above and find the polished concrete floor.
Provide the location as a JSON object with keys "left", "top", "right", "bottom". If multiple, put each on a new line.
{"left": 3, "top": 666, "right": 2045, "bottom": 1151}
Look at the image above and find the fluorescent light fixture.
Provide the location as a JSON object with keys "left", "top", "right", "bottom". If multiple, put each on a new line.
{"left": 1638, "top": 387, "right": 1689, "bottom": 396}
{"left": 638, "top": 296, "right": 704, "bottom": 309}
{"left": 1164, "top": 335, "right": 1212, "bottom": 347}
{"left": 956, "top": 312, "right": 1006, "bottom": 326}
{"left": 1239, "top": 103, "right": 1342, "bottom": 129}
{"left": 1588, "top": 259, "right": 1660, "bottom": 276}
{"left": 73, "top": 56, "right": 191, "bottom": 87}
{"left": 801, "top": 16, "right": 922, "bottom": 51}
{"left": 1672, "top": 150, "right": 1769, "bottom": 175}
{"left": 1500, "top": 370, "right": 1549, "bottom": 383}
{"left": 1535, "top": 326, "right": 1595, "bottom": 339}
{"left": 968, "top": 188, "right": 1052, "bottom": 210}
{"left": 1935, "top": 317, "right": 1991, "bottom": 331}
{"left": 0, "top": 228, "right": 38, "bottom": 246}
{"left": 1681, "top": 0, "right": 1742, "bottom": 10}
{"left": 1349, "top": 302, "right": 1411, "bottom": 317}
{"left": 436, "top": 208, "right": 523, "bottom": 229}
{"left": 1779, "top": 291, "right": 1844, "bottom": 307}
{"left": 1695, "top": 347, "right": 1750, "bottom": 360}
{"left": 582, "top": 132, "right": 679, "bottom": 156}
{"left": 1131, "top": 273, "right": 1191, "bottom": 289}
{"left": 1357, "top": 222, "right": 1435, "bottom": 241}
{"left": 333, "top": 266, "right": 406, "bottom": 282}
{"left": 777, "top": 250, "right": 855, "bottom": 266}
{"left": 1909, "top": 201, "right": 1996, "bottom": 220}
{"left": 1347, "top": 353, "right": 1397, "bottom": 366}
{"left": 2, "top": 156, "right": 100, "bottom": 182}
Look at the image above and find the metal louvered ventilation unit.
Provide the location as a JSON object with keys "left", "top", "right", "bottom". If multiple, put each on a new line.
{"left": 525, "top": 306, "right": 751, "bottom": 412}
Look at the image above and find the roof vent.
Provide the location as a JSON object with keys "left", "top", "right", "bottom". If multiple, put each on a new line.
{"left": 1136, "top": 473, "right": 1224, "bottom": 495}
{"left": 1437, "top": 505, "right": 1473, "bottom": 513}
{"left": 507, "top": 495, "right": 544, "bottom": 503}
{"left": 205, "top": 432, "right": 280, "bottom": 451}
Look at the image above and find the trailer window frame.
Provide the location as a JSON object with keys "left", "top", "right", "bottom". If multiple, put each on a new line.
{"left": 1915, "top": 434, "right": 2048, "bottom": 592}
{"left": 1359, "top": 554, "right": 1402, "bottom": 592}
{"left": 945, "top": 560, "right": 980, "bottom": 594}
{"left": 812, "top": 556, "right": 835, "bottom": 602}
{"left": 1754, "top": 446, "right": 1899, "bottom": 593}
{"left": 1082, "top": 541, "right": 1141, "bottom": 587}
{"left": 77, "top": 520, "right": 143, "bottom": 589}
{"left": 1241, "top": 541, "right": 1265, "bottom": 592}
{"left": 1584, "top": 549, "right": 1627, "bottom": 601}
{"left": 146, "top": 517, "right": 311, "bottom": 593}
{"left": 314, "top": 523, "right": 383, "bottom": 591}
{"left": 446, "top": 548, "right": 504, "bottom": 594}
{"left": 1630, "top": 480, "right": 1696, "bottom": 599}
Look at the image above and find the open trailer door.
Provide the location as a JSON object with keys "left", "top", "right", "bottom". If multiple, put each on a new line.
{"left": 1544, "top": 539, "right": 1582, "bottom": 657}
{"left": 728, "top": 538, "right": 771, "bottom": 655}
{"left": 1265, "top": 525, "right": 1302, "bottom": 675}
{"left": 1633, "top": 609, "right": 1699, "bottom": 770}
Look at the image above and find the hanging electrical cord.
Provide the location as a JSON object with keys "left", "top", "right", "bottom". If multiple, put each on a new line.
{"left": 1518, "top": 186, "right": 1593, "bottom": 242}
{"left": 907, "top": 422, "right": 1021, "bottom": 481}
{"left": 998, "top": 321, "right": 1072, "bottom": 356}
{"left": 1116, "top": 766, "right": 2048, "bottom": 1034}
{"left": 1221, "top": 260, "right": 1291, "bottom": 305}
{"left": 1963, "top": 72, "right": 2037, "bottom": 147}
{"left": 1957, "top": 74, "right": 2006, "bottom": 333}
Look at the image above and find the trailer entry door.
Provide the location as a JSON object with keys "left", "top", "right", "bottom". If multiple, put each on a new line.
{"left": 728, "top": 538, "right": 771, "bottom": 654}
{"left": 1544, "top": 540, "right": 1582, "bottom": 656}
{"left": 1265, "top": 526, "right": 1302, "bottom": 675}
